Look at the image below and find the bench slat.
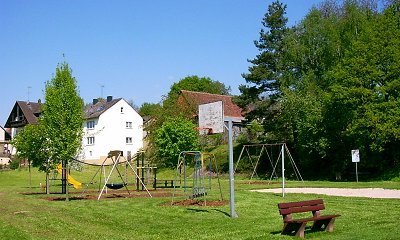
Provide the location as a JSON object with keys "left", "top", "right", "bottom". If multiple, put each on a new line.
{"left": 278, "top": 199, "right": 323, "bottom": 209}
{"left": 279, "top": 204, "right": 325, "bottom": 215}
{"left": 278, "top": 199, "right": 326, "bottom": 215}
{"left": 284, "top": 214, "right": 341, "bottom": 223}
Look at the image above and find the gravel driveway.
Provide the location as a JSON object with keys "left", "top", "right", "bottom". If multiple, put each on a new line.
{"left": 251, "top": 188, "right": 400, "bottom": 199}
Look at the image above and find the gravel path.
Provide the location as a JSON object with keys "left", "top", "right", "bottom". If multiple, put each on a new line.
{"left": 251, "top": 188, "right": 400, "bottom": 199}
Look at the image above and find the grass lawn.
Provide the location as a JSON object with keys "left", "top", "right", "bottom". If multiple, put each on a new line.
{"left": 0, "top": 166, "right": 400, "bottom": 239}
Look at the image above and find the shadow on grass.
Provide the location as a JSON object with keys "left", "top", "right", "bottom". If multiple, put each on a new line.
{"left": 271, "top": 226, "right": 329, "bottom": 237}
{"left": 186, "top": 208, "right": 231, "bottom": 217}
{"left": 212, "top": 209, "right": 230, "bottom": 217}
{"left": 186, "top": 208, "right": 209, "bottom": 213}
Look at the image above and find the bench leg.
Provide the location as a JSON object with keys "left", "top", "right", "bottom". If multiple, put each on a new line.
{"left": 282, "top": 222, "right": 307, "bottom": 238}
{"left": 311, "top": 218, "right": 336, "bottom": 232}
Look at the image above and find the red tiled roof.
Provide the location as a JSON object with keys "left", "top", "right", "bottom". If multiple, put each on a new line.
{"left": 178, "top": 90, "right": 244, "bottom": 119}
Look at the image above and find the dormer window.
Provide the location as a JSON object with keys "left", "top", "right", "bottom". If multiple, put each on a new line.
{"left": 87, "top": 121, "right": 95, "bottom": 129}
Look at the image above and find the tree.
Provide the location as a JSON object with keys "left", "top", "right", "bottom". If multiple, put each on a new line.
{"left": 162, "top": 75, "right": 231, "bottom": 116}
{"left": 11, "top": 62, "right": 84, "bottom": 193}
{"left": 139, "top": 102, "right": 163, "bottom": 118}
{"left": 237, "top": 0, "right": 288, "bottom": 113}
{"left": 11, "top": 123, "right": 47, "bottom": 171}
{"left": 41, "top": 62, "right": 84, "bottom": 194}
{"left": 325, "top": 1, "right": 400, "bottom": 176}
{"left": 236, "top": 0, "right": 400, "bottom": 179}
{"left": 166, "top": 75, "right": 230, "bottom": 101}
{"left": 154, "top": 117, "right": 199, "bottom": 168}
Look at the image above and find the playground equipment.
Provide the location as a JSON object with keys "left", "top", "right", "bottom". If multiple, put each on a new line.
{"left": 172, "top": 151, "right": 223, "bottom": 204}
{"left": 235, "top": 143, "right": 303, "bottom": 197}
{"left": 56, "top": 164, "right": 82, "bottom": 189}
{"left": 235, "top": 143, "right": 303, "bottom": 182}
{"left": 134, "top": 151, "right": 157, "bottom": 190}
{"left": 81, "top": 150, "right": 152, "bottom": 200}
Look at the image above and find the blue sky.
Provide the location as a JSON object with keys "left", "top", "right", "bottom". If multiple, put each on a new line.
{"left": 0, "top": 0, "right": 324, "bottom": 124}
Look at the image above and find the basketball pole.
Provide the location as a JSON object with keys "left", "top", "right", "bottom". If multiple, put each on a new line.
{"left": 226, "top": 117, "right": 238, "bottom": 218}
{"left": 198, "top": 101, "right": 237, "bottom": 218}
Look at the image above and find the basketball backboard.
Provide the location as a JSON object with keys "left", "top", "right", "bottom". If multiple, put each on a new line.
{"left": 198, "top": 101, "right": 224, "bottom": 134}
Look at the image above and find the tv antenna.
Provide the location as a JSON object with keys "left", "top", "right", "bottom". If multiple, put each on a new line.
{"left": 100, "top": 85, "right": 105, "bottom": 98}
{"left": 27, "top": 86, "right": 32, "bottom": 102}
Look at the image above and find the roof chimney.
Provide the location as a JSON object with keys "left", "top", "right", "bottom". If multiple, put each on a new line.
{"left": 107, "top": 96, "right": 113, "bottom": 102}
{"left": 93, "top": 99, "right": 99, "bottom": 105}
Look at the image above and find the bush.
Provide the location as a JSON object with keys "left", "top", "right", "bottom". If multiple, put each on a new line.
{"left": 155, "top": 117, "right": 199, "bottom": 168}
{"left": 9, "top": 159, "right": 20, "bottom": 170}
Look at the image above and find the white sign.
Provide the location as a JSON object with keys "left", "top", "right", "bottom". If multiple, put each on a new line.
{"left": 351, "top": 149, "right": 360, "bottom": 163}
{"left": 198, "top": 101, "right": 224, "bottom": 134}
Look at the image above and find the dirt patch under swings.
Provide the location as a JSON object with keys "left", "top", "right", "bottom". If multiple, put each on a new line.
{"left": 40, "top": 190, "right": 174, "bottom": 201}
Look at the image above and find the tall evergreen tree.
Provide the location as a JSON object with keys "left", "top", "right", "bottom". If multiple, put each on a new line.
{"left": 236, "top": 0, "right": 288, "bottom": 140}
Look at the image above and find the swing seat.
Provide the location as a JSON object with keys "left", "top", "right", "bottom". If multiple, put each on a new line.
{"left": 106, "top": 183, "right": 125, "bottom": 189}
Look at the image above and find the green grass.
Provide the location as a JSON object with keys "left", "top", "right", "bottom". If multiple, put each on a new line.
{"left": 1, "top": 167, "right": 400, "bottom": 239}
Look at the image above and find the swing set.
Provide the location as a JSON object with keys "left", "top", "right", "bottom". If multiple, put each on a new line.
{"left": 81, "top": 150, "right": 152, "bottom": 200}
{"left": 235, "top": 143, "right": 303, "bottom": 184}
{"left": 172, "top": 151, "right": 223, "bottom": 204}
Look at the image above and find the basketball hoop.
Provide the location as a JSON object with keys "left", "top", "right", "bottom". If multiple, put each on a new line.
{"left": 195, "top": 127, "right": 213, "bottom": 135}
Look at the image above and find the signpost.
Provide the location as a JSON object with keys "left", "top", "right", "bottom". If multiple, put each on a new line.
{"left": 351, "top": 149, "right": 360, "bottom": 182}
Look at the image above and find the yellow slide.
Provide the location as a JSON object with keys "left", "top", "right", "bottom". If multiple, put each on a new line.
{"left": 56, "top": 164, "right": 82, "bottom": 189}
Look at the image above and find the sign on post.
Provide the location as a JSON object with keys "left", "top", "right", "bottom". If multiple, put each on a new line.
{"left": 351, "top": 149, "right": 360, "bottom": 182}
{"left": 351, "top": 149, "right": 360, "bottom": 163}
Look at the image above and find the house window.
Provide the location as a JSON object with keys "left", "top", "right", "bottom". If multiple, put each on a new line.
{"left": 87, "top": 121, "right": 95, "bottom": 129}
{"left": 126, "top": 121, "right": 132, "bottom": 128}
{"left": 87, "top": 137, "right": 95, "bottom": 145}
{"left": 121, "top": 107, "right": 124, "bottom": 113}
{"left": 126, "top": 137, "right": 132, "bottom": 144}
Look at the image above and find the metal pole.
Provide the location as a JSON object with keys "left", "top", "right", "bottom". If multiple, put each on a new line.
{"left": 136, "top": 153, "right": 139, "bottom": 191}
{"left": 141, "top": 152, "right": 145, "bottom": 191}
{"left": 228, "top": 119, "right": 237, "bottom": 218}
{"left": 356, "top": 162, "right": 358, "bottom": 183}
{"left": 281, "top": 144, "right": 285, "bottom": 197}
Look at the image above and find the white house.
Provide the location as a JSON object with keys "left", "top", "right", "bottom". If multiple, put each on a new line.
{"left": 4, "top": 97, "right": 143, "bottom": 164}
{"left": 80, "top": 96, "right": 143, "bottom": 163}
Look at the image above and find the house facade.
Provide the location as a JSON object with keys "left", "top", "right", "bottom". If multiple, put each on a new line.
{"left": 4, "top": 101, "right": 42, "bottom": 155}
{"left": 79, "top": 96, "right": 143, "bottom": 163}
{"left": 0, "top": 125, "right": 11, "bottom": 165}
{"left": 4, "top": 101, "right": 42, "bottom": 138}
{"left": 4, "top": 97, "right": 143, "bottom": 164}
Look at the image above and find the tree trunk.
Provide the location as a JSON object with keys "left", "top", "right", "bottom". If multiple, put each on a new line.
{"left": 46, "top": 171, "right": 50, "bottom": 194}
{"left": 62, "top": 160, "right": 69, "bottom": 201}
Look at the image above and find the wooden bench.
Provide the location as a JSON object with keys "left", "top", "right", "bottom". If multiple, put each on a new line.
{"left": 152, "top": 179, "right": 175, "bottom": 189}
{"left": 278, "top": 199, "right": 340, "bottom": 238}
